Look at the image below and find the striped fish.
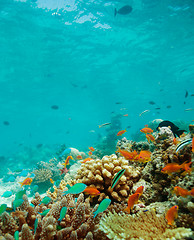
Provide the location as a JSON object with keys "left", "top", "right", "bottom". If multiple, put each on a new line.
{"left": 111, "top": 169, "right": 126, "bottom": 189}
{"left": 175, "top": 138, "right": 192, "bottom": 152}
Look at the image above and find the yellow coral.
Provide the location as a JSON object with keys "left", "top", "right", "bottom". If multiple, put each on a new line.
{"left": 75, "top": 154, "right": 141, "bottom": 202}
{"left": 99, "top": 210, "right": 193, "bottom": 240}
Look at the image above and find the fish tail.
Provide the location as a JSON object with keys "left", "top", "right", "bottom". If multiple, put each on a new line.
{"left": 114, "top": 8, "right": 117, "bottom": 17}
{"left": 124, "top": 207, "right": 130, "bottom": 214}
{"left": 93, "top": 210, "right": 98, "bottom": 218}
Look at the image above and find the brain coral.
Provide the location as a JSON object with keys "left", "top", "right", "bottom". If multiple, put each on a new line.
{"left": 75, "top": 154, "right": 141, "bottom": 202}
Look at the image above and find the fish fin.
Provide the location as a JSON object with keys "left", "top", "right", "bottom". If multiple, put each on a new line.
{"left": 124, "top": 207, "right": 130, "bottom": 214}
{"left": 114, "top": 8, "right": 117, "bottom": 17}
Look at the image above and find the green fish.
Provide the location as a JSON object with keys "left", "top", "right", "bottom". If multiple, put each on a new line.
{"left": 14, "top": 231, "right": 19, "bottom": 240}
{"left": 111, "top": 169, "right": 126, "bottom": 189}
{"left": 13, "top": 199, "right": 24, "bottom": 211}
{"left": 0, "top": 204, "right": 7, "bottom": 215}
{"left": 34, "top": 218, "right": 38, "bottom": 233}
{"left": 93, "top": 199, "right": 111, "bottom": 218}
{"left": 2, "top": 191, "right": 12, "bottom": 198}
{"left": 63, "top": 183, "right": 87, "bottom": 196}
{"left": 39, "top": 196, "right": 51, "bottom": 205}
{"left": 15, "top": 190, "right": 26, "bottom": 200}
{"left": 58, "top": 207, "right": 67, "bottom": 222}
{"left": 38, "top": 209, "right": 50, "bottom": 216}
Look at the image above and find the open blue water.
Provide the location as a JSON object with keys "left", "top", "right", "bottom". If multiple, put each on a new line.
{"left": 0, "top": 0, "right": 194, "bottom": 159}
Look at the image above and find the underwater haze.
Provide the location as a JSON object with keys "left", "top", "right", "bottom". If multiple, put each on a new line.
{"left": 0, "top": 0, "right": 194, "bottom": 157}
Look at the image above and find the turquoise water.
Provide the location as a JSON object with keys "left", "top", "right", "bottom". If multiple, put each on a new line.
{"left": 0, "top": 0, "right": 194, "bottom": 159}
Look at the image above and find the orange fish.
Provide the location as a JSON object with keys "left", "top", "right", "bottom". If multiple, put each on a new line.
{"left": 140, "top": 127, "right": 153, "bottom": 134}
{"left": 124, "top": 193, "right": 140, "bottom": 214}
{"left": 146, "top": 134, "right": 155, "bottom": 143}
{"left": 89, "top": 147, "right": 95, "bottom": 152}
{"left": 161, "top": 163, "right": 184, "bottom": 175}
{"left": 50, "top": 178, "right": 54, "bottom": 184}
{"left": 192, "top": 137, "right": 194, "bottom": 152}
{"left": 138, "top": 150, "right": 151, "bottom": 163}
{"left": 83, "top": 187, "right": 100, "bottom": 197}
{"left": 117, "top": 129, "right": 127, "bottom": 136}
{"left": 81, "top": 157, "right": 93, "bottom": 163}
{"left": 20, "top": 178, "right": 33, "bottom": 187}
{"left": 62, "top": 156, "right": 73, "bottom": 168}
{"left": 173, "top": 138, "right": 180, "bottom": 145}
{"left": 135, "top": 186, "right": 144, "bottom": 196}
{"left": 123, "top": 114, "right": 128, "bottom": 117}
{"left": 173, "top": 186, "right": 191, "bottom": 198}
{"left": 165, "top": 205, "right": 179, "bottom": 225}
{"left": 181, "top": 161, "right": 192, "bottom": 175}
{"left": 189, "top": 188, "right": 194, "bottom": 196}
{"left": 76, "top": 155, "right": 82, "bottom": 159}
{"left": 88, "top": 151, "right": 93, "bottom": 156}
{"left": 117, "top": 148, "right": 138, "bottom": 160}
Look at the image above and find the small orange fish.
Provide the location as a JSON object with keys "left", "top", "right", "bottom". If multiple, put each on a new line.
{"left": 62, "top": 156, "right": 73, "bottom": 168}
{"left": 146, "top": 134, "right": 155, "bottom": 143}
{"left": 161, "top": 163, "right": 183, "bottom": 175}
{"left": 173, "top": 186, "right": 191, "bottom": 198}
{"left": 165, "top": 205, "right": 178, "bottom": 225}
{"left": 192, "top": 137, "right": 194, "bottom": 152}
{"left": 81, "top": 157, "right": 93, "bottom": 163}
{"left": 138, "top": 150, "right": 151, "bottom": 163}
{"left": 89, "top": 147, "right": 95, "bottom": 152}
{"left": 181, "top": 161, "right": 192, "bottom": 175}
{"left": 124, "top": 193, "right": 140, "bottom": 214}
{"left": 50, "top": 178, "right": 54, "bottom": 184}
{"left": 189, "top": 188, "right": 194, "bottom": 196}
{"left": 88, "top": 151, "right": 93, "bottom": 156}
{"left": 83, "top": 187, "right": 100, "bottom": 197}
{"left": 135, "top": 186, "right": 144, "bottom": 196}
{"left": 117, "top": 129, "right": 127, "bottom": 136}
{"left": 76, "top": 155, "right": 82, "bottom": 159}
{"left": 117, "top": 148, "right": 138, "bottom": 160}
{"left": 140, "top": 127, "right": 153, "bottom": 134}
{"left": 20, "top": 178, "right": 33, "bottom": 187}
{"left": 173, "top": 138, "right": 180, "bottom": 145}
{"left": 123, "top": 114, "right": 128, "bottom": 117}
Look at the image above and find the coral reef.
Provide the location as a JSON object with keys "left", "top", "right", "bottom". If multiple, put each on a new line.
{"left": 99, "top": 209, "right": 193, "bottom": 240}
{"left": 75, "top": 154, "right": 141, "bottom": 202}
{"left": 33, "top": 168, "right": 53, "bottom": 184}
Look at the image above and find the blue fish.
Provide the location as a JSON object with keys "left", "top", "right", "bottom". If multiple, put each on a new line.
{"left": 54, "top": 180, "right": 61, "bottom": 187}
{"left": 34, "top": 218, "right": 38, "bottom": 234}
{"left": 19, "top": 170, "right": 28, "bottom": 177}
{"left": 0, "top": 204, "right": 7, "bottom": 215}
{"left": 13, "top": 199, "right": 24, "bottom": 211}
{"left": 14, "top": 231, "right": 19, "bottom": 240}
{"left": 63, "top": 183, "right": 87, "bottom": 196}
{"left": 115, "top": 5, "right": 132, "bottom": 17}
{"left": 31, "top": 185, "right": 39, "bottom": 192}
{"left": 93, "top": 199, "right": 111, "bottom": 218}
{"left": 58, "top": 207, "right": 67, "bottom": 221}
{"left": 6, "top": 176, "right": 16, "bottom": 182}
{"left": 59, "top": 148, "right": 71, "bottom": 157}
{"left": 15, "top": 190, "right": 26, "bottom": 200}
{"left": 38, "top": 209, "right": 50, "bottom": 216}
{"left": 39, "top": 196, "right": 51, "bottom": 205}
{"left": 2, "top": 191, "right": 12, "bottom": 198}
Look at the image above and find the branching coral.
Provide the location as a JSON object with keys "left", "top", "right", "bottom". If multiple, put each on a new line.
{"left": 33, "top": 168, "right": 53, "bottom": 183}
{"left": 75, "top": 154, "right": 141, "bottom": 202}
{"left": 99, "top": 209, "right": 193, "bottom": 240}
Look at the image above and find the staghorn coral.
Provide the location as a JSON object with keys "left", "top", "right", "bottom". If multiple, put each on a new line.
{"left": 33, "top": 168, "right": 53, "bottom": 184}
{"left": 75, "top": 154, "right": 141, "bottom": 202}
{"left": 99, "top": 209, "right": 193, "bottom": 240}
{"left": 0, "top": 193, "right": 106, "bottom": 240}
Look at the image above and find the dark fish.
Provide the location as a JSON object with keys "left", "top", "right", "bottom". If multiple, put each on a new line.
{"left": 36, "top": 144, "right": 43, "bottom": 148}
{"left": 155, "top": 107, "right": 160, "bottom": 110}
{"left": 127, "top": 126, "right": 131, "bottom": 128}
{"left": 51, "top": 105, "right": 59, "bottom": 110}
{"left": 71, "top": 82, "right": 78, "bottom": 88}
{"left": 191, "top": 94, "right": 194, "bottom": 97}
{"left": 156, "top": 120, "right": 186, "bottom": 137}
{"left": 166, "top": 105, "right": 171, "bottom": 109}
{"left": 115, "top": 5, "right": 132, "bottom": 17}
{"left": 175, "top": 138, "right": 192, "bottom": 152}
{"left": 184, "top": 101, "right": 186, "bottom": 104}
{"left": 149, "top": 101, "right": 155, "bottom": 105}
{"left": 3, "top": 121, "right": 10, "bottom": 125}
{"left": 115, "top": 102, "right": 122, "bottom": 104}
{"left": 185, "top": 90, "right": 188, "bottom": 98}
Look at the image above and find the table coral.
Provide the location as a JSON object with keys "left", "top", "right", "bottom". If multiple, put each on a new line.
{"left": 99, "top": 209, "right": 193, "bottom": 240}
{"left": 75, "top": 154, "right": 141, "bottom": 202}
